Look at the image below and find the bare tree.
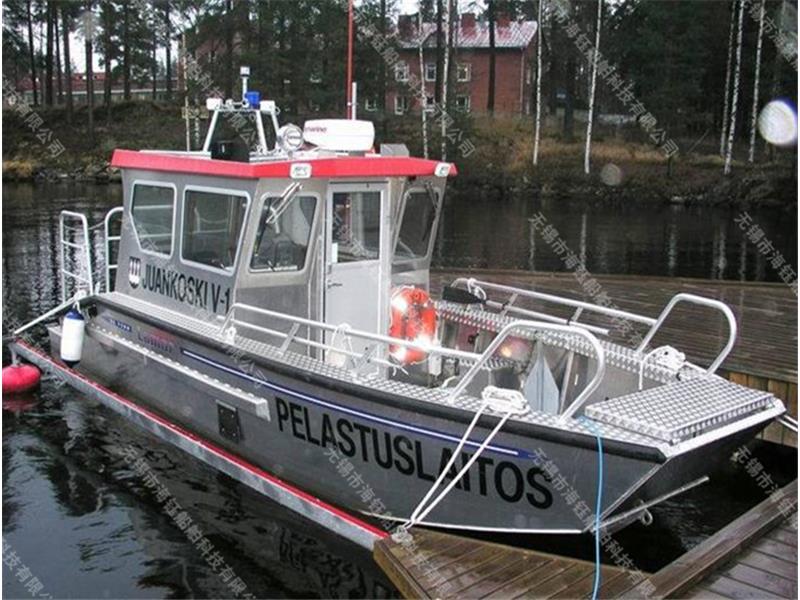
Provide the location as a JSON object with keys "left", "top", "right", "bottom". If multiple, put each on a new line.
{"left": 584, "top": 0, "right": 603, "bottom": 175}
{"left": 533, "top": 0, "right": 544, "bottom": 166}
{"left": 418, "top": 9, "right": 429, "bottom": 158}
{"left": 724, "top": 0, "right": 744, "bottom": 175}
{"left": 720, "top": 0, "right": 736, "bottom": 156}
{"left": 748, "top": 0, "right": 765, "bottom": 162}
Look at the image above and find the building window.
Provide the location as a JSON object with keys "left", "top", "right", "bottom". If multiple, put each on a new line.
{"left": 365, "top": 98, "right": 378, "bottom": 112}
{"left": 526, "top": 64, "right": 532, "bottom": 85}
{"left": 456, "top": 95, "right": 471, "bottom": 112}
{"left": 395, "top": 62, "right": 409, "bottom": 82}
{"left": 424, "top": 95, "right": 435, "bottom": 112}
{"left": 251, "top": 195, "right": 317, "bottom": 272}
{"left": 457, "top": 63, "right": 471, "bottom": 82}
{"left": 131, "top": 184, "right": 175, "bottom": 256}
{"left": 395, "top": 96, "right": 408, "bottom": 115}
{"left": 425, "top": 62, "right": 437, "bottom": 82}
{"left": 182, "top": 189, "right": 248, "bottom": 271}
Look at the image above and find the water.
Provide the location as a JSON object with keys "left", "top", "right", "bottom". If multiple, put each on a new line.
{"left": 2, "top": 182, "right": 796, "bottom": 598}
{"left": 436, "top": 191, "right": 797, "bottom": 282}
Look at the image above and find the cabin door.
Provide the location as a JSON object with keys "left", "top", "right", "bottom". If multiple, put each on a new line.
{"left": 324, "top": 183, "right": 389, "bottom": 358}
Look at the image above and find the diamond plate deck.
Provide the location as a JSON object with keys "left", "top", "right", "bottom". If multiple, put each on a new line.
{"left": 585, "top": 377, "right": 775, "bottom": 444}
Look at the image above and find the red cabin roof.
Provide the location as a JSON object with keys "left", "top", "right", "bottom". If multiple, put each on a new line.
{"left": 111, "top": 149, "right": 457, "bottom": 180}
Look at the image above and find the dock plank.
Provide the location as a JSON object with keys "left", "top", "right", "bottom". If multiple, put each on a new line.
{"left": 737, "top": 549, "right": 797, "bottom": 581}
{"left": 703, "top": 573, "right": 784, "bottom": 599}
{"left": 721, "top": 563, "right": 797, "bottom": 598}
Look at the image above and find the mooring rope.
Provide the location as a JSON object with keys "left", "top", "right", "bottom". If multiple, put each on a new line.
{"left": 578, "top": 416, "right": 604, "bottom": 600}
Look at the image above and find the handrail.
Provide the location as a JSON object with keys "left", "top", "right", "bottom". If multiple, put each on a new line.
{"left": 59, "top": 211, "right": 95, "bottom": 301}
{"left": 452, "top": 277, "right": 657, "bottom": 330}
{"left": 220, "top": 302, "right": 482, "bottom": 364}
{"left": 104, "top": 207, "right": 124, "bottom": 293}
{"left": 635, "top": 293, "right": 737, "bottom": 375}
{"left": 221, "top": 303, "right": 607, "bottom": 420}
{"left": 443, "top": 319, "right": 606, "bottom": 419}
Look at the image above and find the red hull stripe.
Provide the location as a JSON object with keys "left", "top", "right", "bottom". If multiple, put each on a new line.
{"left": 16, "top": 340, "right": 388, "bottom": 540}
{"left": 111, "top": 149, "right": 457, "bottom": 180}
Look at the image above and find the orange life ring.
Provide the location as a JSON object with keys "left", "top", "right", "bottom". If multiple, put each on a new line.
{"left": 389, "top": 286, "right": 437, "bottom": 364}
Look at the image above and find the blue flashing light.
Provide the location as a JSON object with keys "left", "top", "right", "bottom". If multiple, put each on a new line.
{"left": 245, "top": 91, "right": 261, "bottom": 109}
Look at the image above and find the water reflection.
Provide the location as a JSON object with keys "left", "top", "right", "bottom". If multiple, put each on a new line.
{"left": 439, "top": 189, "right": 796, "bottom": 282}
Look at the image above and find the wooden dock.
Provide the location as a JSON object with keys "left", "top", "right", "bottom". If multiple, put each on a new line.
{"left": 434, "top": 270, "right": 798, "bottom": 447}
{"left": 374, "top": 482, "right": 797, "bottom": 599}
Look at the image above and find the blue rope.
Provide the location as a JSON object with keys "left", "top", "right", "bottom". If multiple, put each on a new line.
{"left": 579, "top": 416, "right": 604, "bottom": 600}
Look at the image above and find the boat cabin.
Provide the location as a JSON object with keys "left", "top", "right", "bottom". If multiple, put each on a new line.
{"left": 110, "top": 89, "right": 455, "bottom": 368}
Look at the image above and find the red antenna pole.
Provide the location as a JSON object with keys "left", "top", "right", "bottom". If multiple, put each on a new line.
{"left": 346, "top": 0, "right": 354, "bottom": 118}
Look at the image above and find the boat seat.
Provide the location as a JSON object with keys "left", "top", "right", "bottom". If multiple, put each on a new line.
{"left": 435, "top": 300, "right": 686, "bottom": 384}
{"left": 584, "top": 377, "right": 775, "bottom": 444}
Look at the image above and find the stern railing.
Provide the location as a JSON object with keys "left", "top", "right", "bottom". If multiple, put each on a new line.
{"left": 453, "top": 277, "right": 738, "bottom": 376}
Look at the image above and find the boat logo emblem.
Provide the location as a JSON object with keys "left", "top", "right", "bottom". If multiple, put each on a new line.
{"left": 128, "top": 257, "right": 141, "bottom": 288}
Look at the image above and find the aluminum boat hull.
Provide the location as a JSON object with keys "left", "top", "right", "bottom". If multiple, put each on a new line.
{"left": 44, "top": 303, "right": 773, "bottom": 536}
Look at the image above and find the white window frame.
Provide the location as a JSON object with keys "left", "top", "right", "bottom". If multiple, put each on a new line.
{"left": 394, "top": 96, "right": 408, "bottom": 115}
{"left": 365, "top": 98, "right": 378, "bottom": 112}
{"left": 456, "top": 95, "right": 471, "bottom": 112}
{"left": 129, "top": 180, "right": 177, "bottom": 258}
{"left": 394, "top": 62, "right": 409, "bottom": 82}
{"left": 457, "top": 63, "right": 472, "bottom": 82}
{"left": 425, "top": 62, "right": 437, "bottom": 82}
{"left": 424, "top": 95, "right": 436, "bottom": 113}
{"left": 179, "top": 185, "right": 251, "bottom": 276}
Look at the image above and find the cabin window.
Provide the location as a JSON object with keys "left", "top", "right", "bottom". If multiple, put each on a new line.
{"left": 131, "top": 183, "right": 175, "bottom": 256}
{"left": 394, "top": 190, "right": 438, "bottom": 261}
{"left": 251, "top": 195, "right": 317, "bottom": 272}
{"left": 182, "top": 189, "right": 248, "bottom": 271}
{"left": 331, "top": 191, "right": 381, "bottom": 263}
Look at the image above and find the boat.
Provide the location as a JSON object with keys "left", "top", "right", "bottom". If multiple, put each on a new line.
{"left": 7, "top": 70, "right": 792, "bottom": 549}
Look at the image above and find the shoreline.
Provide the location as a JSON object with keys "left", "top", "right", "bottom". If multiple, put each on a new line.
{"left": 4, "top": 160, "right": 795, "bottom": 209}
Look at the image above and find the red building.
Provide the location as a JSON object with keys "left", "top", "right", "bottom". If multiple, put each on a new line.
{"left": 386, "top": 13, "right": 537, "bottom": 116}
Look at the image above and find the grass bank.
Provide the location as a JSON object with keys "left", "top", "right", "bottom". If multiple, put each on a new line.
{"left": 2, "top": 101, "right": 796, "bottom": 208}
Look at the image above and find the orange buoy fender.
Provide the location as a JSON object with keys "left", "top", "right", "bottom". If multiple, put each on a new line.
{"left": 2, "top": 363, "right": 41, "bottom": 394}
{"left": 389, "top": 286, "right": 437, "bottom": 364}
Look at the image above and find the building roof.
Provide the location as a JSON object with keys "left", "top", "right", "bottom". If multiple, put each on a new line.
{"left": 111, "top": 149, "right": 458, "bottom": 180}
{"left": 397, "top": 20, "right": 537, "bottom": 50}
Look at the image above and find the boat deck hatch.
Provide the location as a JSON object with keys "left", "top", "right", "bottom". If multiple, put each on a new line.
{"left": 585, "top": 377, "right": 775, "bottom": 444}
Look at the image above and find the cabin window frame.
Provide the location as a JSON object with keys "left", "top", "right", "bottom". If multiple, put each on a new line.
{"left": 392, "top": 186, "right": 440, "bottom": 264}
{"left": 179, "top": 185, "right": 251, "bottom": 276}
{"left": 129, "top": 180, "right": 178, "bottom": 259}
{"left": 248, "top": 192, "right": 320, "bottom": 275}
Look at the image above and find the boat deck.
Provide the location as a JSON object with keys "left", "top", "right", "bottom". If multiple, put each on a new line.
{"left": 374, "top": 481, "right": 797, "bottom": 599}
{"left": 433, "top": 270, "right": 798, "bottom": 447}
